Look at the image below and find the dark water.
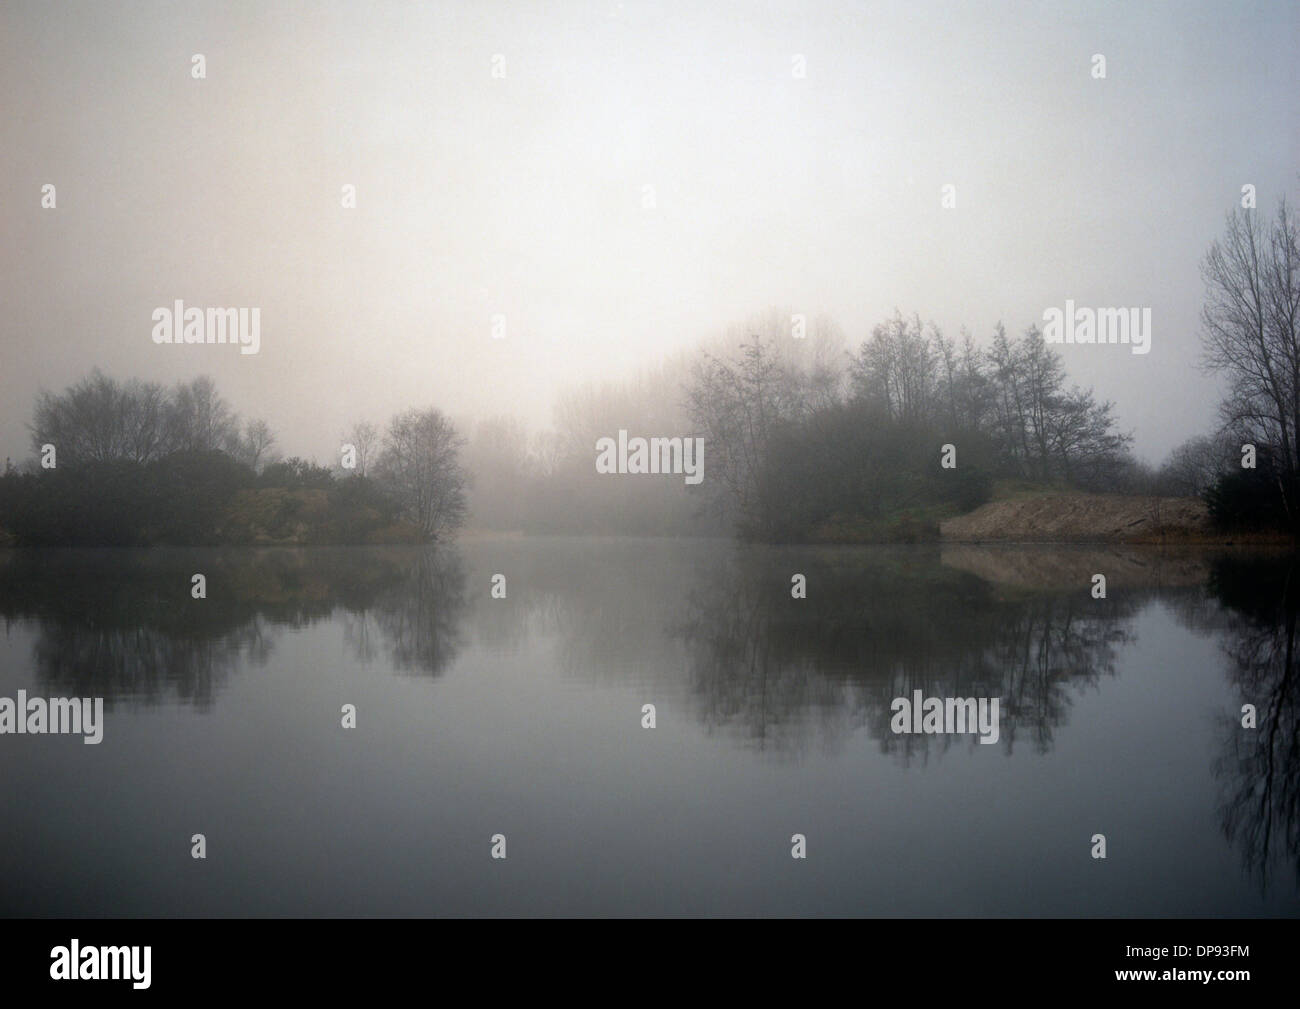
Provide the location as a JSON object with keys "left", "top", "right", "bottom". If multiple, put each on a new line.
{"left": 0, "top": 539, "right": 1296, "bottom": 917}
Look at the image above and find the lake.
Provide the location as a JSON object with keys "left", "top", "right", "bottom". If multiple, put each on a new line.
{"left": 0, "top": 539, "right": 1296, "bottom": 916}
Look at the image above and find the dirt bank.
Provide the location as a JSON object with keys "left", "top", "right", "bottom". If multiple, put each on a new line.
{"left": 940, "top": 493, "right": 1212, "bottom": 543}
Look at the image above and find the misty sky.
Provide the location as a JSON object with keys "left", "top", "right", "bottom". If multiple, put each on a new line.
{"left": 2, "top": 0, "right": 1297, "bottom": 465}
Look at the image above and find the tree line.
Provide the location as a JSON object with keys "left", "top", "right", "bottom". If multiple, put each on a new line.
{"left": 3, "top": 193, "right": 1294, "bottom": 544}
{"left": 0, "top": 373, "right": 467, "bottom": 546}
{"left": 465, "top": 192, "right": 1300, "bottom": 540}
{"left": 684, "top": 313, "right": 1133, "bottom": 540}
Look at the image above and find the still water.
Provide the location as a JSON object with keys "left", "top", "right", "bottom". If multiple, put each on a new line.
{"left": 1, "top": 539, "right": 1296, "bottom": 916}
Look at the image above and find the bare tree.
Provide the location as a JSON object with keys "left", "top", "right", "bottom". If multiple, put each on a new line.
{"left": 374, "top": 408, "right": 468, "bottom": 540}
{"left": 167, "top": 376, "right": 239, "bottom": 454}
{"left": 528, "top": 429, "right": 563, "bottom": 480}
{"left": 687, "top": 333, "right": 794, "bottom": 532}
{"left": 849, "top": 312, "right": 940, "bottom": 425}
{"left": 1158, "top": 432, "right": 1239, "bottom": 497}
{"left": 1048, "top": 386, "right": 1132, "bottom": 488}
{"left": 228, "top": 418, "right": 278, "bottom": 473}
{"left": 1200, "top": 198, "right": 1300, "bottom": 518}
{"left": 29, "top": 370, "right": 169, "bottom": 464}
{"left": 344, "top": 420, "right": 379, "bottom": 477}
{"left": 987, "top": 322, "right": 1034, "bottom": 473}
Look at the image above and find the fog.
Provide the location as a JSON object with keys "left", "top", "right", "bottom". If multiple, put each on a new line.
{"left": 2, "top": 0, "right": 1298, "bottom": 468}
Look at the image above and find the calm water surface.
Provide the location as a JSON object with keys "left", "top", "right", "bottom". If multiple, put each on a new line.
{"left": 1, "top": 538, "right": 1296, "bottom": 916}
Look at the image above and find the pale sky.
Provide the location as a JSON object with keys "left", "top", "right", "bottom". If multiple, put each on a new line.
{"left": 2, "top": 0, "right": 1298, "bottom": 465}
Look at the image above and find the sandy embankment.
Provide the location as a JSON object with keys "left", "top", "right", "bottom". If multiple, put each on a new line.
{"left": 939, "top": 493, "right": 1211, "bottom": 544}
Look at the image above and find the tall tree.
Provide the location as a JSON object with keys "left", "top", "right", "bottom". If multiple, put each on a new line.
{"left": 687, "top": 333, "right": 793, "bottom": 533}
{"left": 228, "top": 418, "right": 278, "bottom": 473}
{"left": 167, "top": 376, "right": 239, "bottom": 454}
{"left": 375, "top": 407, "right": 468, "bottom": 541}
{"left": 1201, "top": 198, "right": 1300, "bottom": 519}
{"left": 343, "top": 420, "right": 379, "bottom": 477}
{"left": 29, "top": 370, "right": 169, "bottom": 465}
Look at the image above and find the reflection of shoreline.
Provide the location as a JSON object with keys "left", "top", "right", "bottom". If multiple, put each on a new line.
{"left": 0, "top": 546, "right": 468, "bottom": 707}
{"left": 940, "top": 543, "right": 1288, "bottom": 592}
{"left": 457, "top": 539, "right": 1159, "bottom": 760}
{"left": 6, "top": 540, "right": 1298, "bottom": 897}
{"left": 670, "top": 545, "right": 1143, "bottom": 759}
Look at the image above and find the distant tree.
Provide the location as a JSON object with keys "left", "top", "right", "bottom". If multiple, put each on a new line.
{"left": 29, "top": 369, "right": 169, "bottom": 465}
{"left": 25, "top": 372, "right": 288, "bottom": 479}
{"left": 1158, "top": 433, "right": 1240, "bottom": 498}
{"left": 228, "top": 418, "right": 278, "bottom": 473}
{"left": 686, "top": 333, "right": 795, "bottom": 533}
{"left": 374, "top": 408, "right": 468, "bottom": 541}
{"left": 1048, "top": 386, "right": 1133, "bottom": 489}
{"left": 849, "top": 311, "right": 940, "bottom": 425}
{"left": 258, "top": 457, "right": 335, "bottom": 490}
{"left": 1016, "top": 326, "right": 1066, "bottom": 479}
{"left": 465, "top": 416, "right": 530, "bottom": 530}
{"left": 343, "top": 420, "right": 379, "bottom": 478}
{"left": 528, "top": 429, "right": 563, "bottom": 480}
{"left": 986, "top": 322, "right": 1034, "bottom": 474}
{"left": 167, "top": 376, "right": 239, "bottom": 454}
{"left": 975, "top": 323, "right": 1131, "bottom": 486}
